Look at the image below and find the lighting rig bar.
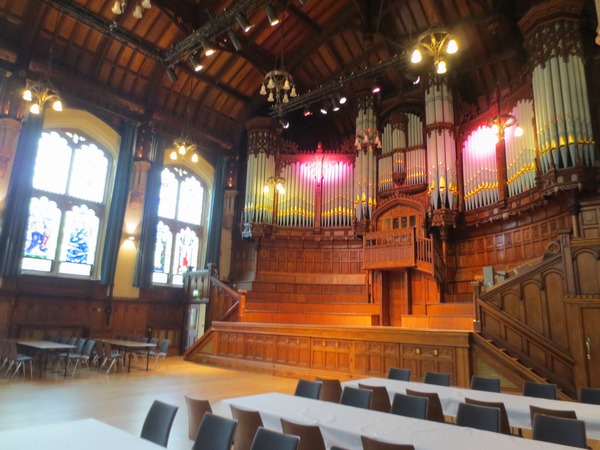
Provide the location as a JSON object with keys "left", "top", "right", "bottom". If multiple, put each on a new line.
{"left": 268, "top": 54, "right": 403, "bottom": 117}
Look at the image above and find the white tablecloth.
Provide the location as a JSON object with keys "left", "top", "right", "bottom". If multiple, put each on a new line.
{"left": 0, "top": 418, "right": 165, "bottom": 450}
{"left": 343, "top": 377, "right": 600, "bottom": 439}
{"left": 219, "top": 392, "right": 573, "bottom": 450}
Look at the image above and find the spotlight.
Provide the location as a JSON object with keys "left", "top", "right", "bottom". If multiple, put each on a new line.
{"left": 227, "top": 29, "right": 242, "bottom": 52}
{"left": 303, "top": 107, "right": 313, "bottom": 117}
{"left": 200, "top": 37, "right": 215, "bottom": 56}
{"left": 189, "top": 54, "right": 203, "bottom": 72}
{"left": 236, "top": 14, "right": 253, "bottom": 33}
{"left": 405, "top": 72, "right": 420, "bottom": 85}
{"left": 279, "top": 118, "right": 290, "bottom": 129}
{"left": 166, "top": 66, "right": 178, "bottom": 82}
{"left": 331, "top": 97, "right": 340, "bottom": 112}
{"left": 299, "top": 0, "right": 308, "bottom": 4}
{"left": 266, "top": 4, "right": 280, "bottom": 26}
{"left": 336, "top": 93, "right": 347, "bottom": 105}
{"left": 371, "top": 83, "right": 381, "bottom": 94}
{"left": 320, "top": 100, "right": 329, "bottom": 115}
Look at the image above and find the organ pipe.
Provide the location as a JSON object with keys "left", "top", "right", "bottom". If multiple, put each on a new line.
{"left": 505, "top": 100, "right": 536, "bottom": 197}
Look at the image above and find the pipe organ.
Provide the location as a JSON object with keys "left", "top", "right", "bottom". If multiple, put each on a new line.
{"left": 520, "top": 3, "right": 595, "bottom": 173}
{"left": 320, "top": 159, "right": 354, "bottom": 228}
{"left": 462, "top": 126, "right": 499, "bottom": 211}
{"left": 354, "top": 93, "right": 380, "bottom": 221}
{"left": 426, "top": 77, "right": 457, "bottom": 210}
{"left": 406, "top": 114, "right": 427, "bottom": 186}
{"left": 505, "top": 100, "right": 537, "bottom": 197}
{"left": 277, "top": 161, "right": 315, "bottom": 227}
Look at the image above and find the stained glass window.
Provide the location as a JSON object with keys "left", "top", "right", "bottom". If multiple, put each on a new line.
{"left": 153, "top": 167, "right": 206, "bottom": 285}
{"left": 22, "top": 130, "right": 111, "bottom": 277}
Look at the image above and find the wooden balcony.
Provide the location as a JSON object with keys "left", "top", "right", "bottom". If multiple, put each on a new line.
{"left": 363, "top": 228, "right": 433, "bottom": 273}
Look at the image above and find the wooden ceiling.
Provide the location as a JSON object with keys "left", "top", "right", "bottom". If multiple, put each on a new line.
{"left": 0, "top": 0, "right": 597, "bottom": 159}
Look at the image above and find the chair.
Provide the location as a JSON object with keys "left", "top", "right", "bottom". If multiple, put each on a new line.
{"left": 140, "top": 400, "right": 179, "bottom": 447}
{"left": 250, "top": 427, "right": 300, "bottom": 450}
{"left": 134, "top": 337, "right": 158, "bottom": 363}
{"left": 405, "top": 389, "right": 445, "bottom": 422}
{"left": 230, "top": 405, "right": 263, "bottom": 450}
{"left": 185, "top": 395, "right": 213, "bottom": 440}
{"left": 388, "top": 367, "right": 411, "bottom": 381}
{"left": 358, "top": 383, "right": 391, "bottom": 412}
{"left": 280, "top": 418, "right": 326, "bottom": 450}
{"left": 470, "top": 375, "right": 501, "bottom": 393}
{"left": 529, "top": 405, "right": 577, "bottom": 425}
{"left": 523, "top": 381, "right": 557, "bottom": 399}
{"left": 316, "top": 377, "right": 342, "bottom": 403}
{"left": 77, "top": 339, "right": 97, "bottom": 371}
{"left": 361, "top": 435, "right": 415, "bottom": 450}
{"left": 150, "top": 339, "right": 170, "bottom": 369}
{"left": 456, "top": 402, "right": 501, "bottom": 433}
{"left": 330, "top": 447, "right": 350, "bottom": 450}
{"left": 579, "top": 387, "right": 600, "bottom": 405}
{"left": 100, "top": 341, "right": 123, "bottom": 374}
{"left": 464, "top": 397, "right": 510, "bottom": 435}
{"left": 4, "top": 340, "right": 34, "bottom": 379}
{"left": 294, "top": 379, "right": 322, "bottom": 399}
{"left": 532, "top": 414, "right": 587, "bottom": 448}
{"left": 57, "top": 338, "right": 86, "bottom": 375}
{"left": 423, "top": 371, "right": 450, "bottom": 386}
{"left": 340, "top": 386, "right": 372, "bottom": 410}
{"left": 390, "top": 393, "right": 428, "bottom": 420}
{"left": 192, "top": 412, "right": 238, "bottom": 450}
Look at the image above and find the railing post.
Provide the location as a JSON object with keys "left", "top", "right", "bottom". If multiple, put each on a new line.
{"left": 238, "top": 289, "right": 247, "bottom": 321}
{"left": 558, "top": 229, "right": 576, "bottom": 295}
{"left": 472, "top": 280, "right": 482, "bottom": 333}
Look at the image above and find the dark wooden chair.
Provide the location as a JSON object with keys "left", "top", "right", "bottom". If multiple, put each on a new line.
{"left": 405, "top": 389, "right": 445, "bottom": 422}
{"left": 358, "top": 383, "right": 391, "bottom": 413}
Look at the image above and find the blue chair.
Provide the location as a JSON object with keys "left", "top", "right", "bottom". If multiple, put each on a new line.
{"left": 423, "top": 371, "right": 450, "bottom": 386}
{"left": 141, "top": 400, "right": 179, "bottom": 447}
{"left": 470, "top": 376, "right": 500, "bottom": 392}
{"left": 388, "top": 367, "right": 411, "bottom": 381}
{"left": 150, "top": 339, "right": 170, "bottom": 369}
{"left": 456, "top": 402, "right": 501, "bottom": 433}
{"left": 523, "top": 381, "right": 557, "bottom": 400}
{"left": 391, "top": 393, "right": 428, "bottom": 420}
{"left": 250, "top": 427, "right": 300, "bottom": 450}
{"left": 193, "top": 412, "right": 237, "bottom": 450}
{"left": 532, "top": 414, "right": 587, "bottom": 448}
{"left": 340, "top": 386, "right": 372, "bottom": 410}
{"left": 294, "top": 379, "right": 322, "bottom": 399}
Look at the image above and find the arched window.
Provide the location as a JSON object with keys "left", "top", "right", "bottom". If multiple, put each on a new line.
{"left": 153, "top": 166, "right": 205, "bottom": 285}
{"left": 22, "top": 130, "right": 111, "bottom": 276}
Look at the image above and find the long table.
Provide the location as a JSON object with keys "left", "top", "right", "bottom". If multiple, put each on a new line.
{"left": 342, "top": 377, "right": 600, "bottom": 439}
{"left": 104, "top": 339, "right": 157, "bottom": 372}
{"left": 17, "top": 340, "right": 77, "bottom": 378}
{"left": 0, "top": 418, "right": 165, "bottom": 450}
{"left": 220, "top": 392, "right": 573, "bottom": 450}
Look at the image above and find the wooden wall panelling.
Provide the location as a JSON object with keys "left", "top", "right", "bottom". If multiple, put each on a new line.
{"left": 311, "top": 338, "right": 351, "bottom": 372}
{"left": 276, "top": 336, "right": 310, "bottom": 367}
{"left": 351, "top": 341, "right": 399, "bottom": 376}
{"left": 579, "top": 205, "right": 600, "bottom": 239}
{"left": 574, "top": 249, "right": 600, "bottom": 294}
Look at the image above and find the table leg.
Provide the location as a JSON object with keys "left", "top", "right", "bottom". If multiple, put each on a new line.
{"left": 63, "top": 349, "right": 70, "bottom": 378}
{"left": 145, "top": 349, "right": 150, "bottom": 371}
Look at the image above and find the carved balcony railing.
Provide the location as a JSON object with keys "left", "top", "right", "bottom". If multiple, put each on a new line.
{"left": 363, "top": 228, "right": 433, "bottom": 273}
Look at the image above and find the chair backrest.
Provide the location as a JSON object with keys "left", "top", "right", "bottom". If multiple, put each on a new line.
{"left": 294, "top": 379, "right": 322, "bottom": 399}
{"left": 523, "top": 381, "right": 557, "bottom": 399}
{"left": 456, "top": 402, "right": 501, "bottom": 433}
{"left": 464, "top": 397, "right": 510, "bottom": 435}
{"left": 140, "top": 336, "right": 149, "bottom": 343}
{"left": 185, "top": 395, "right": 213, "bottom": 440}
{"left": 423, "top": 371, "right": 450, "bottom": 386}
{"left": 316, "top": 378, "right": 342, "bottom": 403}
{"left": 391, "top": 393, "right": 428, "bottom": 420}
{"left": 102, "top": 340, "right": 114, "bottom": 356}
{"left": 280, "top": 418, "right": 326, "bottom": 450}
{"left": 82, "top": 339, "right": 96, "bottom": 357}
{"left": 158, "top": 339, "right": 170, "bottom": 354}
{"left": 340, "top": 386, "right": 372, "bottom": 410}
{"left": 532, "top": 414, "right": 587, "bottom": 448}
{"left": 192, "top": 412, "right": 238, "bottom": 450}
{"left": 361, "top": 435, "right": 415, "bottom": 450}
{"left": 74, "top": 338, "right": 86, "bottom": 354}
{"left": 230, "top": 405, "right": 264, "bottom": 450}
{"left": 250, "top": 427, "right": 300, "bottom": 450}
{"left": 470, "top": 376, "right": 500, "bottom": 393}
{"left": 529, "top": 405, "right": 577, "bottom": 425}
{"left": 140, "top": 400, "right": 179, "bottom": 447}
{"left": 387, "top": 368, "right": 411, "bottom": 381}
{"left": 579, "top": 387, "right": 600, "bottom": 405}
{"left": 358, "top": 383, "right": 391, "bottom": 413}
{"left": 405, "top": 389, "right": 445, "bottom": 422}
{"left": 330, "top": 447, "right": 350, "bottom": 450}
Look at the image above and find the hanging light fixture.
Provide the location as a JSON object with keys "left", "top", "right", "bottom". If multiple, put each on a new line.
{"left": 200, "top": 37, "right": 216, "bottom": 57}
{"left": 111, "top": 0, "right": 152, "bottom": 19}
{"left": 188, "top": 54, "right": 203, "bottom": 72}
{"left": 22, "top": 80, "right": 63, "bottom": 115}
{"left": 303, "top": 106, "right": 313, "bottom": 117}
{"left": 410, "top": 27, "right": 458, "bottom": 75}
{"left": 166, "top": 66, "right": 179, "bottom": 82}
{"left": 263, "top": 176, "right": 286, "bottom": 195}
{"left": 259, "top": 11, "right": 298, "bottom": 108}
{"left": 227, "top": 29, "right": 243, "bottom": 52}
{"left": 265, "top": 4, "right": 280, "bottom": 26}
{"left": 170, "top": 77, "right": 199, "bottom": 163}
{"left": 236, "top": 13, "right": 253, "bottom": 33}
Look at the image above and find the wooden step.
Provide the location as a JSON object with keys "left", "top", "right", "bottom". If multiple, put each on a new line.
{"left": 244, "top": 299, "right": 380, "bottom": 315}
{"left": 401, "top": 315, "right": 475, "bottom": 331}
{"left": 426, "top": 303, "right": 474, "bottom": 316}
{"left": 246, "top": 292, "right": 367, "bottom": 303}
{"left": 242, "top": 311, "right": 373, "bottom": 326}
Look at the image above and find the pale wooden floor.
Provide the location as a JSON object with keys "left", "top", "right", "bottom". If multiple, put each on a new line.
{"left": 0, "top": 357, "right": 297, "bottom": 449}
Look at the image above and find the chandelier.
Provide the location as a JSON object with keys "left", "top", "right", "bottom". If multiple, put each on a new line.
{"left": 111, "top": 0, "right": 152, "bottom": 19}
{"left": 259, "top": 11, "right": 297, "bottom": 106}
{"left": 488, "top": 113, "right": 523, "bottom": 142}
{"left": 263, "top": 176, "right": 285, "bottom": 195}
{"left": 410, "top": 27, "right": 458, "bottom": 74}
{"left": 170, "top": 77, "right": 199, "bottom": 163}
{"left": 22, "top": 80, "right": 63, "bottom": 115}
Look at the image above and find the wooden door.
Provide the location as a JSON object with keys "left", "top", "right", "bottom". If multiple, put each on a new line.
{"left": 582, "top": 309, "right": 600, "bottom": 387}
